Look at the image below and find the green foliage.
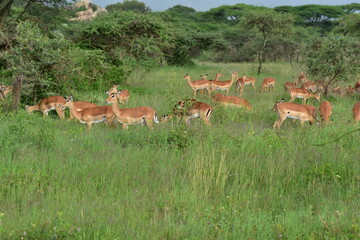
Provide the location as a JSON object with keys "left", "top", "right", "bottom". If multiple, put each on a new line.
{"left": 333, "top": 13, "right": 360, "bottom": 36}
{"left": 106, "top": 0, "right": 151, "bottom": 13}
{"left": 305, "top": 34, "right": 360, "bottom": 84}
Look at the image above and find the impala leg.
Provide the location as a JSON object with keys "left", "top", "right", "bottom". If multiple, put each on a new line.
{"left": 55, "top": 104, "right": 65, "bottom": 120}
{"left": 302, "top": 99, "right": 306, "bottom": 105}
{"left": 273, "top": 118, "right": 285, "bottom": 129}
{"left": 122, "top": 123, "right": 129, "bottom": 130}
{"left": 252, "top": 83, "right": 256, "bottom": 90}
{"left": 86, "top": 122, "right": 92, "bottom": 131}
{"left": 289, "top": 97, "right": 296, "bottom": 102}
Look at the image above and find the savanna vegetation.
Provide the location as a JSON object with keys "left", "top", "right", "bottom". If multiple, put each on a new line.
{"left": 0, "top": 0, "right": 359, "bottom": 239}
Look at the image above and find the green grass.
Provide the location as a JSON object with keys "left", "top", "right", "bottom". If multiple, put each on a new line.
{"left": 0, "top": 62, "right": 359, "bottom": 239}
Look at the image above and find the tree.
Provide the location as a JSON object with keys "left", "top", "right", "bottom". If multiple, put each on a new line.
{"left": 106, "top": 0, "right": 151, "bottom": 13}
{"left": 333, "top": 13, "right": 360, "bottom": 36}
{"left": 305, "top": 34, "right": 360, "bottom": 94}
{"left": 241, "top": 9, "right": 294, "bottom": 74}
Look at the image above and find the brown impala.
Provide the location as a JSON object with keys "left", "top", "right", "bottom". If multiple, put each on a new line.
{"left": 212, "top": 93, "right": 252, "bottom": 110}
{"left": 106, "top": 85, "right": 130, "bottom": 104}
{"left": 319, "top": 101, "right": 332, "bottom": 125}
{"left": 105, "top": 92, "right": 159, "bottom": 129}
{"left": 273, "top": 99, "right": 317, "bottom": 129}
{"left": 62, "top": 101, "right": 98, "bottom": 120}
{"left": 353, "top": 102, "right": 360, "bottom": 123}
{"left": 62, "top": 96, "right": 115, "bottom": 131}
{"left": 26, "top": 96, "right": 66, "bottom": 119}
{"left": 289, "top": 88, "right": 320, "bottom": 104}
{"left": 0, "top": 85, "right": 13, "bottom": 100}
{"left": 210, "top": 71, "right": 238, "bottom": 95}
{"left": 261, "top": 77, "right": 276, "bottom": 92}
{"left": 183, "top": 73, "right": 212, "bottom": 98}
{"left": 236, "top": 74, "right": 256, "bottom": 94}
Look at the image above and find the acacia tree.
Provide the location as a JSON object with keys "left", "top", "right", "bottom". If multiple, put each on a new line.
{"left": 305, "top": 34, "right": 360, "bottom": 94}
{"left": 241, "top": 9, "right": 294, "bottom": 74}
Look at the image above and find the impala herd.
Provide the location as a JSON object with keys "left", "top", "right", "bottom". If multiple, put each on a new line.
{"left": 0, "top": 71, "right": 359, "bottom": 131}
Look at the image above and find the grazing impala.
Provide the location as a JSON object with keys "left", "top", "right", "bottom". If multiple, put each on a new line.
{"left": 289, "top": 88, "right": 320, "bottom": 104}
{"left": 210, "top": 71, "right": 238, "bottom": 95}
{"left": 162, "top": 99, "right": 213, "bottom": 125}
{"left": 62, "top": 101, "right": 98, "bottom": 120}
{"left": 273, "top": 99, "right": 317, "bottom": 129}
{"left": 353, "top": 102, "right": 360, "bottom": 123}
{"left": 26, "top": 96, "right": 66, "bottom": 119}
{"left": 106, "top": 85, "right": 130, "bottom": 104}
{"left": 261, "top": 77, "right": 276, "bottom": 92}
{"left": 236, "top": 74, "right": 256, "bottom": 94}
{"left": 105, "top": 92, "right": 159, "bottom": 129}
{"left": 301, "top": 81, "right": 318, "bottom": 93}
{"left": 212, "top": 93, "right": 252, "bottom": 110}
{"left": 284, "top": 78, "right": 297, "bottom": 92}
{"left": 0, "top": 85, "right": 13, "bottom": 100}
{"left": 319, "top": 101, "right": 332, "bottom": 124}
{"left": 183, "top": 74, "right": 212, "bottom": 97}
{"left": 62, "top": 96, "right": 115, "bottom": 131}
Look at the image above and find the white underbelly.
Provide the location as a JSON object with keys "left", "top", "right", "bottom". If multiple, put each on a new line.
{"left": 287, "top": 115, "right": 300, "bottom": 120}
{"left": 46, "top": 107, "right": 56, "bottom": 112}
{"left": 80, "top": 118, "right": 106, "bottom": 124}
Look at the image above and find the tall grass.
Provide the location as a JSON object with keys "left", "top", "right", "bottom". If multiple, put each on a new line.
{"left": 0, "top": 62, "right": 359, "bottom": 239}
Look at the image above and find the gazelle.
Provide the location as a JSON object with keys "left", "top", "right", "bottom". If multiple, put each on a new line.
{"left": 261, "top": 77, "right": 276, "bottom": 92}
{"left": 162, "top": 99, "right": 213, "bottom": 125}
{"left": 301, "top": 81, "right": 318, "bottom": 93}
{"left": 319, "top": 101, "right": 332, "bottom": 124}
{"left": 183, "top": 74, "right": 212, "bottom": 97}
{"left": 0, "top": 85, "right": 13, "bottom": 100}
{"left": 106, "top": 85, "right": 130, "bottom": 104}
{"left": 62, "top": 101, "right": 98, "bottom": 120}
{"left": 26, "top": 96, "right": 66, "bottom": 119}
{"left": 288, "top": 88, "right": 320, "bottom": 104}
{"left": 273, "top": 99, "right": 317, "bottom": 129}
{"left": 212, "top": 93, "right": 252, "bottom": 110}
{"left": 236, "top": 74, "right": 256, "bottom": 94}
{"left": 284, "top": 78, "right": 297, "bottom": 92}
{"left": 209, "top": 71, "right": 238, "bottom": 95}
{"left": 105, "top": 92, "right": 159, "bottom": 129}
{"left": 296, "top": 71, "right": 309, "bottom": 85}
{"left": 353, "top": 102, "right": 360, "bottom": 123}
{"left": 62, "top": 96, "right": 115, "bottom": 131}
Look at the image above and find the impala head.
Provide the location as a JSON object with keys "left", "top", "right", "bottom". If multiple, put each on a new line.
{"left": 62, "top": 96, "right": 74, "bottom": 107}
{"left": 106, "top": 85, "right": 118, "bottom": 95}
{"left": 183, "top": 73, "right": 190, "bottom": 80}
{"left": 160, "top": 114, "right": 173, "bottom": 123}
{"left": 105, "top": 92, "right": 119, "bottom": 104}
{"left": 200, "top": 74, "right": 208, "bottom": 79}
{"left": 212, "top": 93, "right": 223, "bottom": 102}
{"left": 273, "top": 98, "right": 285, "bottom": 111}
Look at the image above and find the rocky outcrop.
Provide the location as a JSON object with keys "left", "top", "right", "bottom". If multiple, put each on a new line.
{"left": 70, "top": 0, "right": 107, "bottom": 21}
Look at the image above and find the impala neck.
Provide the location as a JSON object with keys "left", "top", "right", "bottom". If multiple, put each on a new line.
{"left": 110, "top": 95, "right": 123, "bottom": 116}
{"left": 68, "top": 102, "right": 82, "bottom": 121}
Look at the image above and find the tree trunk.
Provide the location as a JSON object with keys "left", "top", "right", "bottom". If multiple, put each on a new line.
{"left": 12, "top": 73, "right": 23, "bottom": 112}
{"left": 0, "top": 0, "right": 14, "bottom": 27}
{"left": 257, "top": 51, "right": 262, "bottom": 75}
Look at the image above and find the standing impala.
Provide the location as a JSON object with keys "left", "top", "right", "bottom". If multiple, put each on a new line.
{"left": 162, "top": 99, "right": 213, "bottom": 125}
{"left": 183, "top": 74, "right": 212, "bottom": 98}
{"left": 210, "top": 71, "right": 238, "bottom": 95}
{"left": 105, "top": 92, "right": 159, "bottom": 129}
{"left": 319, "top": 101, "right": 332, "bottom": 124}
{"left": 62, "top": 96, "right": 115, "bottom": 131}
{"left": 288, "top": 88, "right": 320, "bottom": 104}
{"left": 61, "top": 100, "right": 98, "bottom": 120}
{"left": 284, "top": 79, "right": 297, "bottom": 92}
{"left": 106, "top": 85, "right": 130, "bottom": 104}
{"left": 273, "top": 99, "right": 317, "bottom": 129}
{"left": 261, "top": 77, "right": 276, "bottom": 92}
{"left": 353, "top": 102, "right": 360, "bottom": 123}
{"left": 236, "top": 74, "right": 256, "bottom": 94}
{"left": 212, "top": 93, "right": 252, "bottom": 110}
{"left": 26, "top": 96, "right": 66, "bottom": 119}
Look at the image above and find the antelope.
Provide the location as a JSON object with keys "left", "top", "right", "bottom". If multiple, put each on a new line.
{"left": 209, "top": 71, "right": 238, "bottom": 95}
{"left": 284, "top": 78, "right": 297, "bottom": 92}
{"left": 62, "top": 96, "right": 115, "bottom": 131}
{"left": 354, "top": 80, "right": 360, "bottom": 94}
{"left": 288, "top": 88, "right": 320, "bottom": 104}
{"left": 236, "top": 74, "right": 256, "bottom": 94}
{"left": 346, "top": 86, "right": 355, "bottom": 95}
{"left": 183, "top": 74, "right": 212, "bottom": 98}
{"left": 105, "top": 92, "right": 159, "bottom": 129}
{"left": 296, "top": 71, "right": 309, "bottom": 85}
{"left": 26, "top": 96, "right": 66, "bottom": 119}
{"left": 162, "top": 99, "right": 213, "bottom": 125}
{"left": 106, "top": 85, "right": 130, "bottom": 104}
{"left": 261, "top": 77, "right": 276, "bottom": 92}
{"left": 332, "top": 86, "right": 347, "bottom": 96}
{"left": 61, "top": 101, "right": 98, "bottom": 120}
{"left": 212, "top": 93, "right": 252, "bottom": 110}
{"left": 0, "top": 85, "right": 13, "bottom": 100}
{"left": 319, "top": 101, "right": 332, "bottom": 124}
{"left": 301, "top": 81, "right": 318, "bottom": 93}
{"left": 353, "top": 102, "right": 360, "bottom": 123}
{"left": 273, "top": 99, "right": 317, "bottom": 129}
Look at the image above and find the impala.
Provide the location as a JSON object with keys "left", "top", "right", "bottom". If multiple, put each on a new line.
{"left": 319, "top": 101, "right": 332, "bottom": 124}
{"left": 296, "top": 71, "right": 309, "bottom": 85}
{"left": 62, "top": 96, "right": 115, "bottom": 131}
{"left": 212, "top": 93, "right": 252, "bottom": 110}
{"left": 353, "top": 102, "right": 360, "bottom": 123}
{"left": 284, "top": 78, "right": 297, "bottom": 92}
{"left": 106, "top": 85, "right": 130, "bottom": 104}
{"left": 183, "top": 74, "right": 212, "bottom": 97}
{"left": 354, "top": 80, "right": 360, "bottom": 94}
{"left": 210, "top": 71, "right": 238, "bottom": 95}
{"left": 261, "top": 77, "right": 276, "bottom": 92}
{"left": 236, "top": 74, "right": 256, "bottom": 94}
{"left": 0, "top": 85, "right": 13, "bottom": 100}
{"left": 288, "top": 88, "right": 320, "bottom": 104}
{"left": 162, "top": 99, "right": 213, "bottom": 125}
{"left": 26, "top": 96, "right": 66, "bottom": 119}
{"left": 332, "top": 86, "right": 346, "bottom": 96}
{"left": 62, "top": 101, "right": 98, "bottom": 120}
{"left": 105, "top": 92, "right": 159, "bottom": 129}
{"left": 301, "top": 81, "right": 318, "bottom": 93}
{"left": 273, "top": 99, "right": 317, "bottom": 129}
